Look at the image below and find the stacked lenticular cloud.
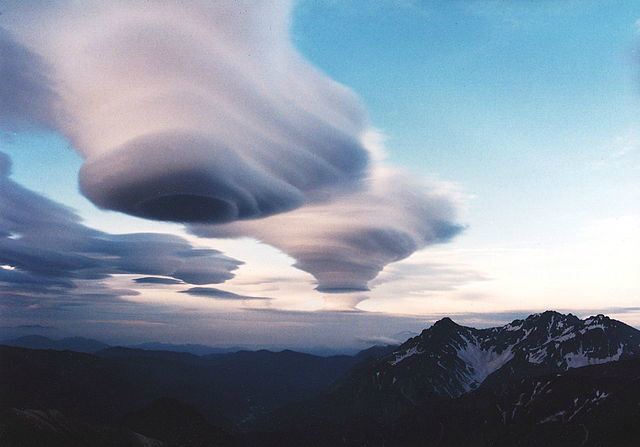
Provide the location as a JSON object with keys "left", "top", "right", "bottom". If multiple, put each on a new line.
{"left": 1, "top": 0, "right": 368, "bottom": 222}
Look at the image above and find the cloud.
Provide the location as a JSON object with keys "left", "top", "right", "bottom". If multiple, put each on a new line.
{"left": 356, "top": 335, "right": 403, "bottom": 346}
{"left": 191, "top": 165, "right": 464, "bottom": 297}
{"left": 2, "top": 0, "right": 369, "bottom": 223}
{"left": 0, "top": 152, "right": 242, "bottom": 303}
{"left": 134, "top": 277, "right": 183, "bottom": 285}
{"left": 179, "top": 287, "right": 271, "bottom": 301}
{"left": 0, "top": 27, "right": 59, "bottom": 131}
{"left": 370, "top": 258, "right": 489, "bottom": 293}
{"left": 1, "top": 2, "right": 465, "bottom": 309}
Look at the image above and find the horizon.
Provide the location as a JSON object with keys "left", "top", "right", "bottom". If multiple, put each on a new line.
{"left": 2, "top": 309, "right": 636, "bottom": 354}
{"left": 0, "top": 1, "right": 638, "bottom": 351}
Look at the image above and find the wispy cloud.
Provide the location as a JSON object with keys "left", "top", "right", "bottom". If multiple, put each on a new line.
{"left": 590, "top": 130, "right": 640, "bottom": 170}
{"left": 179, "top": 287, "right": 271, "bottom": 301}
{"left": 134, "top": 277, "right": 184, "bottom": 285}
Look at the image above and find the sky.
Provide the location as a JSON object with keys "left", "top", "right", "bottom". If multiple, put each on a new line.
{"left": 0, "top": 0, "right": 638, "bottom": 352}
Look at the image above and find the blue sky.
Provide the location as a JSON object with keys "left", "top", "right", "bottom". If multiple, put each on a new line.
{"left": 0, "top": 1, "right": 638, "bottom": 349}
{"left": 293, "top": 0, "right": 640, "bottom": 247}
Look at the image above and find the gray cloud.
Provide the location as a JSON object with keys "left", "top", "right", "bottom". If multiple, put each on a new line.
{"left": 0, "top": 152, "right": 242, "bottom": 303}
{"left": 179, "top": 287, "right": 270, "bottom": 301}
{"left": 0, "top": 27, "right": 59, "bottom": 131}
{"left": 191, "top": 166, "right": 464, "bottom": 296}
{"left": 134, "top": 277, "right": 183, "bottom": 285}
{"left": 2, "top": 0, "right": 369, "bottom": 223}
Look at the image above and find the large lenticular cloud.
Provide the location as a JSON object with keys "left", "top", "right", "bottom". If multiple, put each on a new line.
{"left": 1, "top": 0, "right": 369, "bottom": 223}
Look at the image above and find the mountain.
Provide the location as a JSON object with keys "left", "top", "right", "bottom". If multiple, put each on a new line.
{"left": 372, "top": 311, "right": 640, "bottom": 402}
{"left": 255, "top": 311, "right": 640, "bottom": 433}
{"left": 388, "top": 357, "right": 640, "bottom": 447}
{"left": 1, "top": 335, "right": 109, "bottom": 353}
{"left": 0, "top": 407, "right": 163, "bottom": 447}
{"left": 123, "top": 398, "right": 240, "bottom": 447}
{"left": 254, "top": 357, "right": 640, "bottom": 447}
{"left": 95, "top": 346, "right": 365, "bottom": 423}
{"left": 127, "top": 342, "right": 245, "bottom": 356}
{"left": 0, "top": 343, "right": 365, "bottom": 426}
{"left": 4, "top": 311, "right": 640, "bottom": 447}
{"left": 0, "top": 398, "right": 241, "bottom": 447}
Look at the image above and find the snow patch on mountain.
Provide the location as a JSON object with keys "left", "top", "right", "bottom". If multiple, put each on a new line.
{"left": 456, "top": 336, "right": 514, "bottom": 388}
{"left": 565, "top": 344, "right": 624, "bottom": 369}
{"left": 504, "top": 322, "right": 523, "bottom": 332}
{"left": 579, "top": 324, "right": 605, "bottom": 334}
{"left": 390, "top": 345, "right": 423, "bottom": 366}
{"left": 528, "top": 347, "right": 548, "bottom": 364}
{"left": 539, "top": 410, "right": 566, "bottom": 424}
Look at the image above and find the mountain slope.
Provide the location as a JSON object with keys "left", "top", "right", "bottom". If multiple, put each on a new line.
{"left": 0, "top": 408, "right": 163, "bottom": 447}
{"left": 255, "top": 357, "right": 640, "bottom": 447}
{"left": 390, "top": 357, "right": 640, "bottom": 447}
{"left": 123, "top": 398, "right": 240, "bottom": 447}
{"left": 0, "top": 343, "right": 366, "bottom": 426}
{"left": 1, "top": 335, "right": 109, "bottom": 353}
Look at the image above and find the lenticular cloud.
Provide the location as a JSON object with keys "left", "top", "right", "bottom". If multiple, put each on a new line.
{"left": 1, "top": 0, "right": 369, "bottom": 223}
{"left": 191, "top": 166, "right": 464, "bottom": 295}
{"left": 1, "top": 0, "right": 466, "bottom": 301}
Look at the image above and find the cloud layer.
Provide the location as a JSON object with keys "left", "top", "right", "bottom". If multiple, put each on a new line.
{"left": 1, "top": 0, "right": 369, "bottom": 223}
{"left": 0, "top": 152, "right": 242, "bottom": 302}
{"left": 180, "top": 287, "right": 270, "bottom": 301}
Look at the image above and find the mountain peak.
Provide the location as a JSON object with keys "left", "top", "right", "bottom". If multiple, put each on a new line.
{"left": 433, "top": 317, "right": 458, "bottom": 328}
{"left": 526, "top": 310, "right": 562, "bottom": 320}
{"left": 585, "top": 314, "right": 608, "bottom": 323}
{"left": 521, "top": 311, "right": 580, "bottom": 327}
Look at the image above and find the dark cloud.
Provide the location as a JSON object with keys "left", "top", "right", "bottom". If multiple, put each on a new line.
{"left": 134, "top": 277, "right": 183, "bottom": 285}
{"left": 2, "top": 1, "right": 369, "bottom": 223}
{"left": 179, "top": 287, "right": 270, "bottom": 301}
{"left": 0, "top": 152, "right": 243, "bottom": 304}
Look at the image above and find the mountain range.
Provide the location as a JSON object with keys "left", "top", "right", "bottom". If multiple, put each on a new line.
{"left": 0, "top": 335, "right": 110, "bottom": 353}
{"left": 2, "top": 311, "right": 639, "bottom": 447}
{"left": 0, "top": 335, "right": 364, "bottom": 357}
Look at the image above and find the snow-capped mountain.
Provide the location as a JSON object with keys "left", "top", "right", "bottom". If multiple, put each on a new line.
{"left": 257, "top": 311, "right": 640, "bottom": 440}
{"left": 370, "top": 311, "right": 640, "bottom": 403}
